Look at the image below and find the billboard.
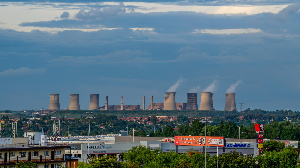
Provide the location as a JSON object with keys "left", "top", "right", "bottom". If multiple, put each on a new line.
{"left": 175, "top": 136, "right": 224, "bottom": 147}
{"left": 255, "top": 124, "right": 264, "bottom": 133}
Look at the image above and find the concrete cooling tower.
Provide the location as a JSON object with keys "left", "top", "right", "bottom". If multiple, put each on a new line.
{"left": 164, "top": 92, "right": 176, "bottom": 110}
{"left": 186, "top": 93, "right": 198, "bottom": 111}
{"left": 89, "top": 94, "right": 99, "bottom": 110}
{"left": 199, "top": 92, "right": 213, "bottom": 111}
{"left": 224, "top": 93, "right": 237, "bottom": 111}
{"left": 69, "top": 94, "right": 80, "bottom": 110}
{"left": 49, "top": 94, "right": 60, "bottom": 110}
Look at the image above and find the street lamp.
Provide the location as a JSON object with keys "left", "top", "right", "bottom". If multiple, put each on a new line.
{"left": 238, "top": 126, "right": 240, "bottom": 139}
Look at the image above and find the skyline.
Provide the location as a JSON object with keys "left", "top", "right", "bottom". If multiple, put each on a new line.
{"left": 0, "top": 1, "right": 300, "bottom": 111}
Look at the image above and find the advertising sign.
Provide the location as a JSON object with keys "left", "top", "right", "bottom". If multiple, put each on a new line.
{"left": 258, "top": 144, "right": 263, "bottom": 148}
{"left": 255, "top": 124, "right": 264, "bottom": 133}
{"left": 175, "top": 136, "right": 224, "bottom": 147}
{"left": 258, "top": 134, "right": 263, "bottom": 139}
{"left": 226, "top": 143, "right": 250, "bottom": 148}
{"left": 257, "top": 139, "right": 263, "bottom": 143}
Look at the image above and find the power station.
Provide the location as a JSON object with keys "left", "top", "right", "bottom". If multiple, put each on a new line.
{"left": 49, "top": 94, "right": 60, "bottom": 111}
{"left": 186, "top": 93, "right": 198, "bottom": 111}
{"left": 164, "top": 92, "right": 176, "bottom": 110}
{"left": 89, "top": 94, "right": 99, "bottom": 110}
{"left": 69, "top": 94, "right": 80, "bottom": 110}
{"left": 47, "top": 90, "right": 239, "bottom": 111}
{"left": 224, "top": 93, "right": 237, "bottom": 111}
{"left": 199, "top": 92, "right": 213, "bottom": 111}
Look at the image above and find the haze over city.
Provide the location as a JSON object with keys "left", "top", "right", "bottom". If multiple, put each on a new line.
{"left": 1, "top": 0, "right": 300, "bottom": 111}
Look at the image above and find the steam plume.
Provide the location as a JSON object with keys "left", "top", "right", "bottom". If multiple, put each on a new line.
{"left": 167, "top": 77, "right": 183, "bottom": 92}
{"left": 226, "top": 80, "right": 242, "bottom": 93}
{"left": 189, "top": 86, "right": 201, "bottom": 93}
{"left": 203, "top": 80, "right": 217, "bottom": 92}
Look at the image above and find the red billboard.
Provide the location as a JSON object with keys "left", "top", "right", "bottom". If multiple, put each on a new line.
{"left": 175, "top": 136, "right": 224, "bottom": 147}
{"left": 258, "top": 134, "right": 263, "bottom": 139}
{"left": 258, "top": 139, "right": 263, "bottom": 144}
{"left": 255, "top": 124, "right": 264, "bottom": 133}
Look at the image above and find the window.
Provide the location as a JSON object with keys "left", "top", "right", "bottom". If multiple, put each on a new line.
{"left": 55, "top": 165, "right": 61, "bottom": 168}
{"left": 9, "top": 152, "right": 15, "bottom": 157}
{"left": 44, "top": 151, "right": 49, "bottom": 156}
{"left": 20, "top": 152, "right": 26, "bottom": 157}
{"left": 44, "top": 165, "right": 49, "bottom": 168}
{"left": 33, "top": 151, "right": 39, "bottom": 156}
{"left": 0, "top": 153, "right": 2, "bottom": 159}
{"left": 55, "top": 151, "right": 61, "bottom": 155}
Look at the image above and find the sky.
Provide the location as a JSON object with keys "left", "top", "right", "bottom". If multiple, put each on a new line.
{"left": 0, "top": 0, "right": 300, "bottom": 111}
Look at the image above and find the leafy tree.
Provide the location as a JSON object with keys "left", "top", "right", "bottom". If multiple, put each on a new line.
{"left": 263, "top": 140, "right": 285, "bottom": 152}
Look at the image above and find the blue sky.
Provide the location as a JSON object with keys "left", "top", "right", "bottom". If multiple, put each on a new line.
{"left": 0, "top": 0, "right": 300, "bottom": 111}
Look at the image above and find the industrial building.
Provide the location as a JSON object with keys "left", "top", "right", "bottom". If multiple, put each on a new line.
{"left": 50, "top": 136, "right": 262, "bottom": 162}
{"left": 89, "top": 94, "right": 99, "bottom": 110}
{"left": 199, "top": 92, "right": 214, "bottom": 111}
{"left": 0, "top": 134, "right": 72, "bottom": 168}
{"left": 164, "top": 92, "right": 176, "bottom": 110}
{"left": 49, "top": 94, "right": 60, "bottom": 111}
{"left": 224, "top": 93, "right": 237, "bottom": 111}
{"left": 69, "top": 94, "right": 80, "bottom": 110}
{"left": 186, "top": 93, "right": 198, "bottom": 110}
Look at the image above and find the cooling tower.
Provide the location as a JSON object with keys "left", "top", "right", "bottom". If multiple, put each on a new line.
{"left": 143, "top": 96, "right": 145, "bottom": 110}
{"left": 121, "top": 96, "right": 124, "bottom": 110}
{"left": 199, "top": 92, "right": 213, "bottom": 111}
{"left": 49, "top": 94, "right": 60, "bottom": 111}
{"left": 164, "top": 92, "right": 176, "bottom": 110}
{"left": 186, "top": 93, "right": 198, "bottom": 111}
{"left": 69, "top": 94, "right": 80, "bottom": 110}
{"left": 89, "top": 94, "right": 99, "bottom": 110}
{"left": 224, "top": 93, "right": 237, "bottom": 111}
{"left": 151, "top": 96, "right": 153, "bottom": 110}
{"left": 105, "top": 96, "right": 108, "bottom": 110}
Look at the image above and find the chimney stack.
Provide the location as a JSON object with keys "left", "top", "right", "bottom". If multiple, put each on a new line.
{"left": 49, "top": 94, "right": 60, "bottom": 111}
{"left": 69, "top": 94, "right": 80, "bottom": 110}
{"left": 224, "top": 93, "right": 237, "bottom": 111}
{"left": 199, "top": 92, "right": 213, "bottom": 111}
{"left": 121, "top": 96, "right": 124, "bottom": 110}
{"left": 164, "top": 92, "right": 176, "bottom": 110}
{"left": 89, "top": 94, "right": 99, "bottom": 110}
{"left": 105, "top": 96, "right": 108, "bottom": 110}
{"left": 143, "top": 96, "right": 145, "bottom": 110}
{"left": 151, "top": 96, "right": 153, "bottom": 110}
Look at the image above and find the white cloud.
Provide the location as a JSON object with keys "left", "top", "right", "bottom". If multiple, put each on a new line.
{"left": 48, "top": 50, "right": 151, "bottom": 64}
{"left": 0, "top": 67, "right": 46, "bottom": 76}
{"left": 193, "top": 28, "right": 262, "bottom": 35}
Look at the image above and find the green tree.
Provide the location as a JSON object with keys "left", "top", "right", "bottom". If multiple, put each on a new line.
{"left": 263, "top": 140, "right": 285, "bottom": 152}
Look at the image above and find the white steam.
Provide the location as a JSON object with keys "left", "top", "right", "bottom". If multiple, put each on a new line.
{"left": 167, "top": 77, "right": 183, "bottom": 92}
{"left": 226, "top": 80, "right": 242, "bottom": 93}
{"left": 189, "top": 86, "right": 201, "bottom": 93}
{"left": 203, "top": 80, "right": 217, "bottom": 92}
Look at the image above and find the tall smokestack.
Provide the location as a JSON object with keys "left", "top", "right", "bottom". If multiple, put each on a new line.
{"left": 199, "top": 92, "right": 213, "bottom": 111}
{"left": 89, "top": 94, "right": 99, "bottom": 110}
{"left": 121, "top": 96, "right": 124, "bottom": 110}
{"left": 164, "top": 92, "right": 176, "bottom": 110}
{"left": 143, "top": 96, "right": 145, "bottom": 110}
{"left": 224, "top": 93, "right": 237, "bottom": 111}
{"left": 151, "top": 96, "right": 153, "bottom": 110}
{"left": 49, "top": 94, "right": 60, "bottom": 111}
{"left": 186, "top": 93, "right": 198, "bottom": 111}
{"left": 105, "top": 96, "right": 108, "bottom": 110}
{"left": 69, "top": 94, "right": 80, "bottom": 110}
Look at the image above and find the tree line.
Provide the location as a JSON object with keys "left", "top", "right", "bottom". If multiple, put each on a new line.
{"left": 78, "top": 140, "right": 299, "bottom": 168}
